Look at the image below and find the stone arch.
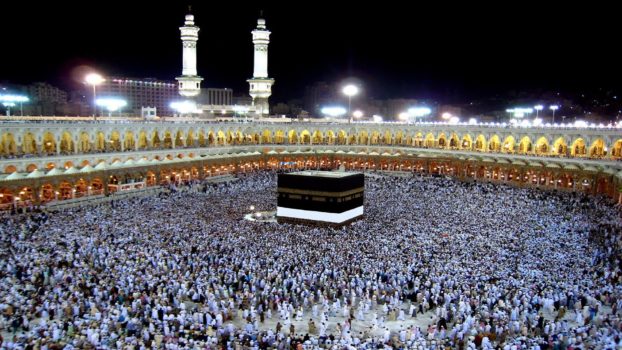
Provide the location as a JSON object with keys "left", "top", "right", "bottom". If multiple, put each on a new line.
{"left": 175, "top": 130, "right": 185, "bottom": 148}
{"left": 395, "top": 131, "right": 404, "bottom": 145}
{"left": 502, "top": 136, "right": 516, "bottom": 153}
{"left": 137, "top": 131, "right": 148, "bottom": 149}
{"left": 488, "top": 135, "right": 501, "bottom": 152}
{"left": 94, "top": 131, "right": 106, "bottom": 151}
{"left": 234, "top": 130, "right": 244, "bottom": 144}
{"left": 4, "top": 165, "right": 17, "bottom": 174}
{"left": 474, "top": 134, "right": 487, "bottom": 152}
{"left": 22, "top": 132, "right": 38, "bottom": 155}
{"left": 110, "top": 131, "right": 121, "bottom": 151}
{"left": 152, "top": 130, "right": 162, "bottom": 148}
{"left": 461, "top": 134, "right": 473, "bottom": 150}
{"left": 535, "top": 137, "right": 549, "bottom": 155}
{"left": 42, "top": 131, "right": 57, "bottom": 154}
{"left": 288, "top": 130, "right": 299, "bottom": 144}
{"left": 424, "top": 133, "right": 435, "bottom": 148}
{"left": 552, "top": 137, "right": 567, "bottom": 156}
{"left": 348, "top": 132, "right": 358, "bottom": 145}
{"left": 0, "top": 188, "right": 15, "bottom": 205}
{"left": 124, "top": 131, "right": 136, "bottom": 150}
{"left": 449, "top": 133, "right": 460, "bottom": 148}
{"left": 58, "top": 181, "right": 73, "bottom": 199}
{"left": 312, "top": 130, "right": 324, "bottom": 144}
{"left": 59, "top": 131, "right": 74, "bottom": 154}
{"left": 337, "top": 130, "right": 347, "bottom": 145}
{"left": 589, "top": 138, "right": 605, "bottom": 157}
{"left": 359, "top": 131, "right": 369, "bottom": 145}
{"left": 300, "top": 130, "right": 311, "bottom": 144}
{"left": 186, "top": 130, "right": 195, "bottom": 147}
{"left": 570, "top": 138, "right": 586, "bottom": 156}
{"left": 383, "top": 130, "right": 392, "bottom": 144}
{"left": 225, "top": 130, "right": 234, "bottom": 144}
{"left": 275, "top": 130, "right": 285, "bottom": 144}
{"left": 261, "top": 129, "right": 272, "bottom": 143}
{"left": 206, "top": 131, "right": 215, "bottom": 145}
{"left": 611, "top": 139, "right": 622, "bottom": 158}
{"left": 40, "top": 183, "right": 55, "bottom": 202}
{"left": 163, "top": 130, "right": 174, "bottom": 148}
{"left": 79, "top": 132, "right": 91, "bottom": 153}
{"left": 0, "top": 133, "right": 16, "bottom": 156}
{"left": 325, "top": 130, "right": 335, "bottom": 144}
{"left": 370, "top": 131, "right": 381, "bottom": 145}
{"left": 518, "top": 136, "right": 532, "bottom": 154}
{"left": 216, "top": 130, "right": 226, "bottom": 145}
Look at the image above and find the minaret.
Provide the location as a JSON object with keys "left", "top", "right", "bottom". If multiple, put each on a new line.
{"left": 247, "top": 17, "right": 274, "bottom": 116}
{"left": 176, "top": 12, "right": 203, "bottom": 98}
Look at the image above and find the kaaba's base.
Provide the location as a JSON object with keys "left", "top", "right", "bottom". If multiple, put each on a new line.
{"left": 277, "top": 215, "right": 364, "bottom": 227}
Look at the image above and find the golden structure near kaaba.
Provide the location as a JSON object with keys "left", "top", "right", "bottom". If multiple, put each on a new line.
{"left": 277, "top": 171, "right": 364, "bottom": 226}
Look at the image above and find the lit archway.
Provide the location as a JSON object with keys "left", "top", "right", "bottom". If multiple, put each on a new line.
{"left": 535, "top": 137, "right": 549, "bottom": 155}
{"left": 489, "top": 135, "right": 501, "bottom": 152}
{"left": 502, "top": 136, "right": 515, "bottom": 153}
{"left": 79, "top": 132, "right": 91, "bottom": 153}
{"left": 22, "top": 132, "right": 38, "bottom": 155}
{"left": 59, "top": 131, "right": 74, "bottom": 154}
{"left": 570, "top": 138, "right": 586, "bottom": 156}
{"left": 589, "top": 138, "right": 605, "bottom": 157}
{"left": 611, "top": 139, "right": 622, "bottom": 158}
{"left": 552, "top": 137, "right": 567, "bottom": 156}
{"left": 474, "top": 134, "right": 487, "bottom": 152}
{"left": 43, "top": 132, "right": 56, "bottom": 154}
{"left": 124, "top": 131, "right": 136, "bottom": 150}
{"left": 518, "top": 136, "right": 532, "bottom": 154}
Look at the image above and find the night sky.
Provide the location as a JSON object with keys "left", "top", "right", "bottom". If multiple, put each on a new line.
{"left": 3, "top": 2, "right": 620, "bottom": 103}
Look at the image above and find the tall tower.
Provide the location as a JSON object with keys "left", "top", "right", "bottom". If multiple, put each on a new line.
{"left": 176, "top": 13, "right": 203, "bottom": 98}
{"left": 247, "top": 17, "right": 274, "bottom": 116}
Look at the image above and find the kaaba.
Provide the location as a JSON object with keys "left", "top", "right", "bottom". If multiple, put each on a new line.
{"left": 277, "top": 171, "right": 364, "bottom": 226}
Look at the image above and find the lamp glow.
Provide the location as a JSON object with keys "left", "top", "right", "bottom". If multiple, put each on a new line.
{"left": 342, "top": 85, "right": 359, "bottom": 97}
{"left": 321, "top": 106, "right": 347, "bottom": 117}
{"left": 171, "top": 101, "right": 199, "bottom": 114}
{"left": 96, "top": 98, "right": 127, "bottom": 112}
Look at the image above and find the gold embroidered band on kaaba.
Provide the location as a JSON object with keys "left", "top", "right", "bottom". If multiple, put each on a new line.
{"left": 277, "top": 187, "right": 364, "bottom": 197}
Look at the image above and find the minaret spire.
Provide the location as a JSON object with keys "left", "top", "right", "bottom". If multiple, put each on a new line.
{"left": 176, "top": 11, "right": 203, "bottom": 98}
{"left": 247, "top": 16, "right": 274, "bottom": 116}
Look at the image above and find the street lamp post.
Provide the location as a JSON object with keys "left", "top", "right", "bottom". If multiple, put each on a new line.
{"left": 85, "top": 73, "right": 105, "bottom": 120}
{"left": 0, "top": 95, "right": 29, "bottom": 117}
{"left": 534, "top": 105, "right": 543, "bottom": 118}
{"left": 342, "top": 85, "right": 359, "bottom": 123}
{"left": 549, "top": 105, "right": 559, "bottom": 124}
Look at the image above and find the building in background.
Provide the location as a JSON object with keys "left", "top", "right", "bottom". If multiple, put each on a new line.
{"left": 198, "top": 88, "right": 233, "bottom": 106}
{"left": 304, "top": 82, "right": 335, "bottom": 116}
{"left": 95, "top": 77, "right": 178, "bottom": 115}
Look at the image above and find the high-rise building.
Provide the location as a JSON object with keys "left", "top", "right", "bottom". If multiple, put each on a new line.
{"left": 198, "top": 88, "right": 233, "bottom": 106}
{"left": 304, "top": 82, "right": 335, "bottom": 116}
{"left": 27, "top": 83, "right": 68, "bottom": 105}
{"left": 96, "top": 77, "right": 178, "bottom": 115}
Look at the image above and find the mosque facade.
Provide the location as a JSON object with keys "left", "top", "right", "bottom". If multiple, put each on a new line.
{"left": 0, "top": 121, "right": 621, "bottom": 209}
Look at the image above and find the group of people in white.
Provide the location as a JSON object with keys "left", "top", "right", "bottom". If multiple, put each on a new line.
{"left": 0, "top": 170, "right": 621, "bottom": 349}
